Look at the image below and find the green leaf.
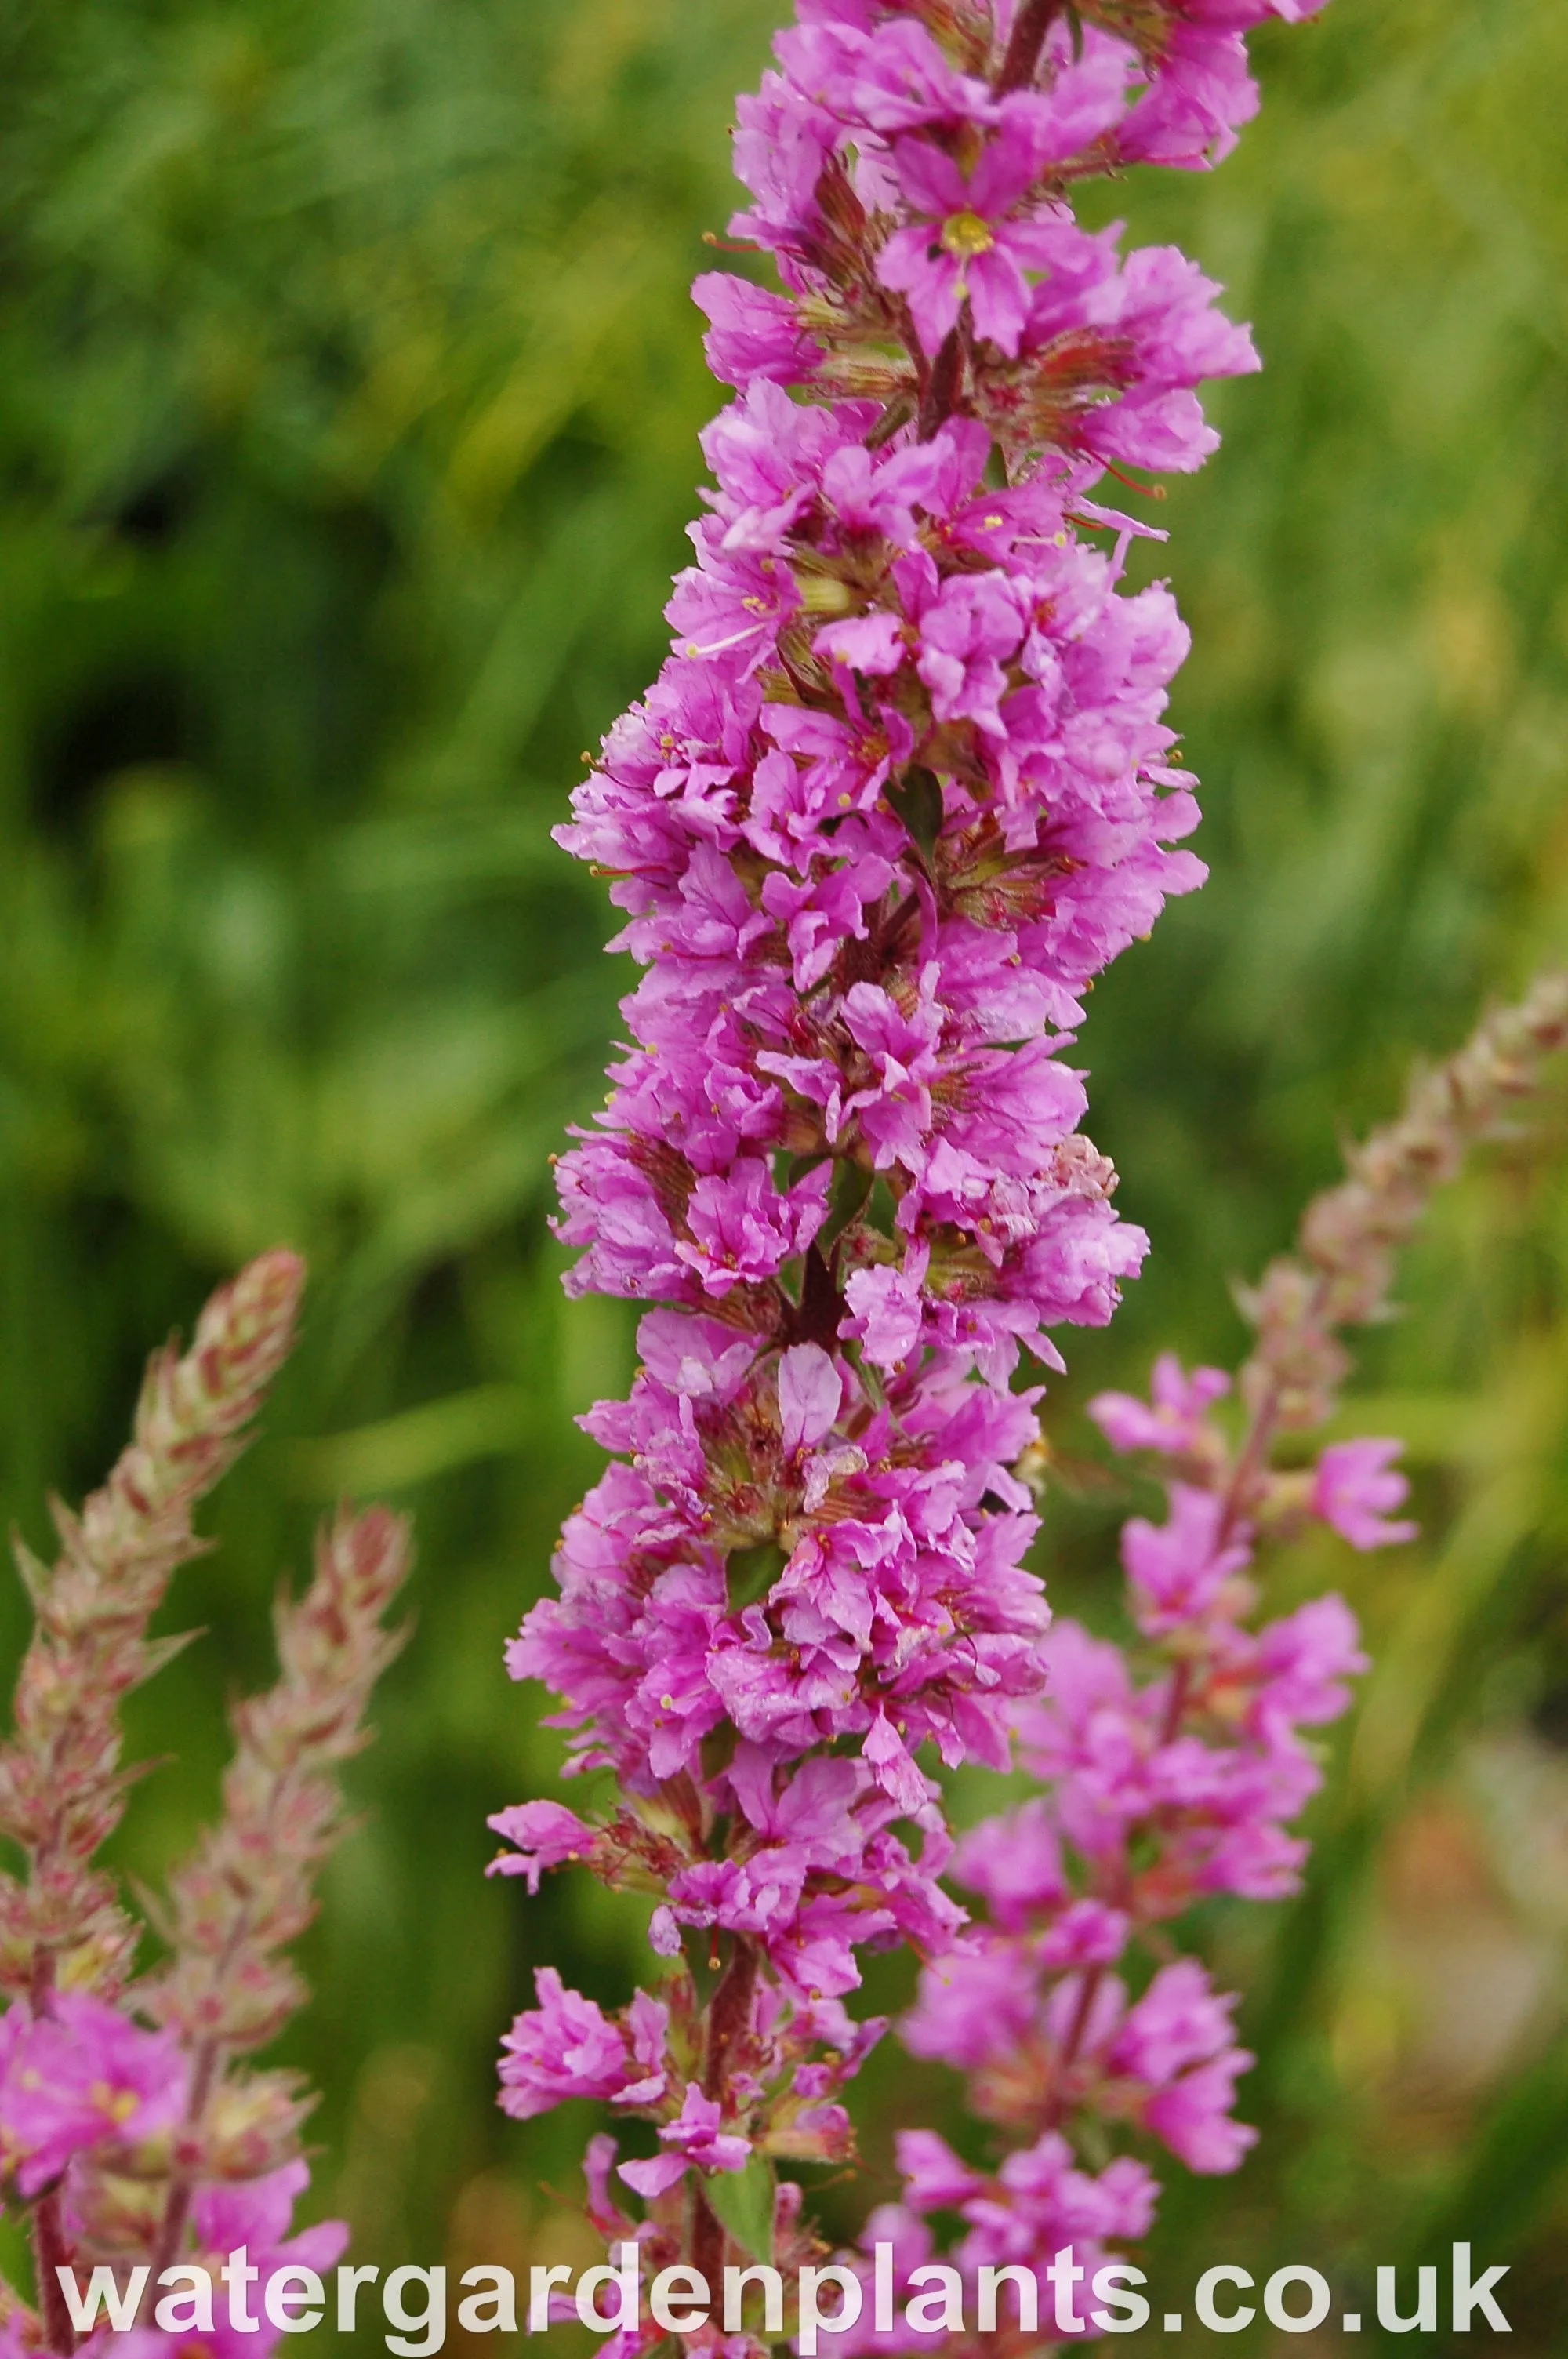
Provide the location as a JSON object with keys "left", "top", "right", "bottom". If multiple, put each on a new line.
{"left": 865, "top": 1177, "right": 899, "bottom": 1239}
{"left": 727, "top": 1539, "right": 786, "bottom": 1612}
{"left": 885, "top": 765, "right": 945, "bottom": 867}
{"left": 817, "top": 1157, "right": 873, "bottom": 1253}
{"left": 699, "top": 1721, "right": 739, "bottom": 1783}
{"left": 706, "top": 2154, "right": 776, "bottom": 2265}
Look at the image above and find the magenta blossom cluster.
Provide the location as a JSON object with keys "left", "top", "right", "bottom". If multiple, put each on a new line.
{"left": 0, "top": 1999, "right": 185, "bottom": 2204}
{"left": 495, "top": 0, "right": 1344, "bottom": 2341}
{"left": 0, "top": 1943, "right": 342, "bottom": 2355}
{"left": 839, "top": 1345, "right": 1389, "bottom": 2342}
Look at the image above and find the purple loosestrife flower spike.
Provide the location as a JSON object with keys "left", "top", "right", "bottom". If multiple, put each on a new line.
{"left": 119, "top": 1506, "right": 412, "bottom": 2306}
{"left": 493, "top": 0, "right": 1343, "bottom": 2332}
{"left": 0, "top": 1249, "right": 305, "bottom": 2006}
{"left": 147, "top": 1505, "right": 411, "bottom": 2063}
{"left": 869, "top": 977, "right": 1566, "bottom": 2341}
{"left": 1236, "top": 970, "right": 1568, "bottom": 1448}
{"left": 0, "top": 1257, "right": 408, "bottom": 2357}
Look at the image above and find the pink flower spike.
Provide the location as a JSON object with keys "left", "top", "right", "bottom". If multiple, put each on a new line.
{"left": 518, "top": 0, "right": 1356, "bottom": 2304}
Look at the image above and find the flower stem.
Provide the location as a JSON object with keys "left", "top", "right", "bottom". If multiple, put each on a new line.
{"left": 916, "top": 328, "right": 963, "bottom": 440}
{"left": 33, "top": 2190, "right": 77, "bottom": 2357}
{"left": 703, "top": 1938, "right": 760, "bottom": 2100}
{"left": 996, "top": 0, "right": 1065, "bottom": 96}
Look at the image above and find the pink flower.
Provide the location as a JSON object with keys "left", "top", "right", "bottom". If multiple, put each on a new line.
{"left": 1107, "top": 1961, "right": 1257, "bottom": 2175}
{"left": 1109, "top": 1959, "right": 1236, "bottom": 2084}
{"left": 692, "top": 272, "right": 822, "bottom": 387}
{"left": 877, "top": 110, "right": 1072, "bottom": 357}
{"left": 0, "top": 1997, "right": 187, "bottom": 2197}
{"left": 811, "top": 612, "right": 909, "bottom": 676}
{"left": 952, "top": 1798, "right": 1067, "bottom": 1932}
{"left": 1091, "top": 1352, "right": 1230, "bottom": 1456}
{"left": 1120, "top": 1482, "right": 1251, "bottom": 1636}
{"left": 485, "top": 1801, "right": 597, "bottom": 1891}
{"left": 750, "top": 701, "right": 912, "bottom": 867}
{"left": 903, "top": 1941, "right": 1042, "bottom": 2073}
{"left": 842, "top": 1252, "right": 927, "bottom": 1369}
{"left": 1142, "top": 2053, "right": 1258, "bottom": 2173}
{"left": 781, "top": 17, "right": 997, "bottom": 140}
{"left": 914, "top": 572, "right": 1029, "bottom": 738}
{"left": 618, "top": 2085, "right": 751, "bottom": 2198}
{"left": 677, "top": 1158, "right": 830, "bottom": 1293}
{"left": 1115, "top": 5, "right": 1327, "bottom": 170}
{"left": 1253, "top": 1594, "right": 1368, "bottom": 1724}
{"left": 1038, "top": 1898, "right": 1130, "bottom": 1969}
{"left": 895, "top": 2128, "right": 982, "bottom": 2210}
{"left": 1312, "top": 1438, "right": 1417, "bottom": 1550}
{"left": 778, "top": 1343, "right": 844, "bottom": 1454}
{"left": 498, "top": 1972, "right": 668, "bottom": 2121}
{"left": 841, "top": 977, "right": 946, "bottom": 1169}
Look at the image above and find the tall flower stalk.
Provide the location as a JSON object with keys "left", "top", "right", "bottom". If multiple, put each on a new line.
{"left": 0, "top": 1253, "right": 409, "bottom": 2357}
{"left": 485, "top": 0, "right": 1395, "bottom": 2337}
{"left": 869, "top": 972, "right": 1568, "bottom": 2342}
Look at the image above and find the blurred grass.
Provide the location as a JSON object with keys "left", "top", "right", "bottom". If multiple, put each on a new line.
{"left": 0, "top": 0, "right": 1566, "bottom": 2349}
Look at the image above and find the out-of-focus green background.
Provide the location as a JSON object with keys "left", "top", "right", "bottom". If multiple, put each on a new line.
{"left": 2, "top": 0, "right": 1566, "bottom": 2349}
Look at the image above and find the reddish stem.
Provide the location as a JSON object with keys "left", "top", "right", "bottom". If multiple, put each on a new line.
{"left": 1061, "top": 1963, "right": 1103, "bottom": 2065}
{"left": 996, "top": 0, "right": 1065, "bottom": 95}
{"left": 916, "top": 328, "right": 963, "bottom": 440}
{"left": 691, "top": 2180, "right": 728, "bottom": 2293}
{"left": 33, "top": 2190, "right": 77, "bottom": 2356}
{"left": 1219, "top": 1269, "right": 1333, "bottom": 1545}
{"left": 681, "top": 1943, "right": 762, "bottom": 2291}
{"left": 1159, "top": 1659, "right": 1192, "bottom": 1749}
{"left": 703, "top": 1939, "right": 760, "bottom": 2101}
{"left": 136, "top": 2037, "right": 223, "bottom": 2323}
{"left": 1044, "top": 1961, "right": 1105, "bottom": 2128}
{"left": 788, "top": 1244, "right": 844, "bottom": 1350}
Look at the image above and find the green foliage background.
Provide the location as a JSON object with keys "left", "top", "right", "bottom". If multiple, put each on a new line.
{"left": 1, "top": 0, "right": 1566, "bottom": 2348}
